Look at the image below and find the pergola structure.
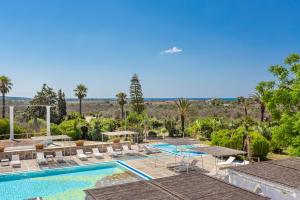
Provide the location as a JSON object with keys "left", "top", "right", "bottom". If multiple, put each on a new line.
{"left": 8, "top": 105, "right": 52, "bottom": 140}
{"left": 101, "top": 131, "right": 139, "bottom": 143}
{"left": 162, "top": 137, "right": 200, "bottom": 167}
{"left": 191, "top": 146, "right": 246, "bottom": 174}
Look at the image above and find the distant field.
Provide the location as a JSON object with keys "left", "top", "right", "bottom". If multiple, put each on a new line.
{"left": 5, "top": 98, "right": 261, "bottom": 122}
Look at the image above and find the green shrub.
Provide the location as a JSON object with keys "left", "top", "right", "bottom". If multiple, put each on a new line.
{"left": 50, "top": 123, "right": 62, "bottom": 135}
{"left": 0, "top": 119, "right": 9, "bottom": 134}
{"left": 58, "top": 119, "right": 87, "bottom": 140}
{"left": 149, "top": 118, "right": 163, "bottom": 129}
{"left": 148, "top": 130, "right": 158, "bottom": 137}
{"left": 250, "top": 132, "right": 270, "bottom": 159}
{"left": 211, "top": 127, "right": 245, "bottom": 150}
{"left": 270, "top": 140, "right": 284, "bottom": 153}
{"left": 66, "top": 112, "right": 84, "bottom": 120}
{"left": 0, "top": 119, "right": 26, "bottom": 139}
{"left": 288, "top": 135, "right": 300, "bottom": 156}
{"left": 211, "top": 129, "right": 232, "bottom": 147}
{"left": 164, "top": 118, "right": 179, "bottom": 137}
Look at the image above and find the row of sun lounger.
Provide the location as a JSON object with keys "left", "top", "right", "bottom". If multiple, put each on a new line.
{"left": 2, "top": 144, "right": 161, "bottom": 168}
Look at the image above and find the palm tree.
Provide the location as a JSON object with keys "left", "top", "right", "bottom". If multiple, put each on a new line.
{"left": 74, "top": 84, "right": 88, "bottom": 115}
{"left": 237, "top": 96, "right": 249, "bottom": 117}
{"left": 175, "top": 98, "right": 191, "bottom": 138}
{"left": 251, "top": 92, "right": 265, "bottom": 122}
{"left": 0, "top": 76, "right": 13, "bottom": 118}
{"left": 116, "top": 92, "right": 127, "bottom": 120}
{"left": 253, "top": 81, "right": 274, "bottom": 122}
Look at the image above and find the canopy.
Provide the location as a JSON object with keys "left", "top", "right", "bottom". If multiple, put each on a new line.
{"left": 31, "top": 135, "right": 71, "bottom": 141}
{"left": 163, "top": 138, "right": 199, "bottom": 146}
{"left": 101, "top": 131, "right": 138, "bottom": 137}
{"left": 191, "top": 146, "right": 246, "bottom": 157}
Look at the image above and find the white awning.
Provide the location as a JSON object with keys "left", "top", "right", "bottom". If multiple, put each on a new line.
{"left": 102, "top": 131, "right": 138, "bottom": 137}
{"left": 31, "top": 135, "right": 71, "bottom": 141}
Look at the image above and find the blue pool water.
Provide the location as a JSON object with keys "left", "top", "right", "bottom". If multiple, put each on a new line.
{"left": 151, "top": 143, "right": 207, "bottom": 156}
{"left": 0, "top": 162, "right": 144, "bottom": 200}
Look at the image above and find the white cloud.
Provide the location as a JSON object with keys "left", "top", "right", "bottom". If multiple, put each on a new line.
{"left": 161, "top": 46, "right": 183, "bottom": 54}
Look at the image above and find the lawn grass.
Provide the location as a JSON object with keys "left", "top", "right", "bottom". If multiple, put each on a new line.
{"left": 267, "top": 151, "right": 291, "bottom": 160}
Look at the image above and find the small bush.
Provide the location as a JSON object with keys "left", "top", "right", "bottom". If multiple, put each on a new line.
{"left": 148, "top": 130, "right": 157, "bottom": 138}
{"left": 112, "top": 137, "right": 121, "bottom": 143}
{"left": 211, "top": 127, "right": 245, "bottom": 150}
{"left": 288, "top": 135, "right": 300, "bottom": 156}
{"left": 75, "top": 140, "right": 84, "bottom": 146}
{"left": 250, "top": 132, "right": 270, "bottom": 159}
{"left": 0, "top": 119, "right": 9, "bottom": 135}
{"left": 35, "top": 143, "right": 44, "bottom": 149}
{"left": 50, "top": 123, "right": 62, "bottom": 135}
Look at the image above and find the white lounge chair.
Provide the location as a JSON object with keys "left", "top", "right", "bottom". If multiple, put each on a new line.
{"left": 236, "top": 160, "right": 250, "bottom": 165}
{"left": 55, "top": 151, "right": 65, "bottom": 163}
{"left": 122, "top": 145, "right": 137, "bottom": 155}
{"left": 76, "top": 149, "right": 88, "bottom": 161}
{"left": 107, "top": 146, "right": 122, "bottom": 157}
{"left": 10, "top": 155, "right": 21, "bottom": 168}
{"left": 217, "top": 156, "right": 235, "bottom": 166}
{"left": 137, "top": 144, "right": 145, "bottom": 152}
{"left": 92, "top": 148, "right": 103, "bottom": 159}
{"left": 144, "top": 145, "right": 161, "bottom": 154}
{"left": 36, "top": 152, "right": 47, "bottom": 165}
{"left": 174, "top": 159, "right": 199, "bottom": 172}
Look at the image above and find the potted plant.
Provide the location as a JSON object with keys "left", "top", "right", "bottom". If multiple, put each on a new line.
{"left": 0, "top": 145, "right": 5, "bottom": 152}
{"left": 112, "top": 137, "right": 121, "bottom": 144}
{"left": 75, "top": 140, "right": 84, "bottom": 146}
{"left": 35, "top": 143, "right": 44, "bottom": 150}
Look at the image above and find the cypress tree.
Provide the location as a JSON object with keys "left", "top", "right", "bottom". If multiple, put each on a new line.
{"left": 57, "top": 89, "right": 67, "bottom": 123}
{"left": 130, "top": 74, "right": 145, "bottom": 114}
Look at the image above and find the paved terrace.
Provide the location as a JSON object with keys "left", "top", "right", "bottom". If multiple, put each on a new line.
{"left": 0, "top": 143, "right": 219, "bottom": 178}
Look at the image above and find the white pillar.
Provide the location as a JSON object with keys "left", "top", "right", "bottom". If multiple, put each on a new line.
{"left": 46, "top": 106, "right": 51, "bottom": 137}
{"left": 9, "top": 106, "right": 14, "bottom": 140}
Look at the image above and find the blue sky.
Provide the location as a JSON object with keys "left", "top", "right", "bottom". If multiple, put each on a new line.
{"left": 0, "top": 0, "right": 300, "bottom": 98}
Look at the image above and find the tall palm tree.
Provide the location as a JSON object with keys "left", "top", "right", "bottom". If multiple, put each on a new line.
{"left": 251, "top": 92, "right": 265, "bottom": 122}
{"left": 116, "top": 92, "right": 127, "bottom": 120}
{"left": 74, "top": 84, "right": 88, "bottom": 115}
{"left": 0, "top": 76, "right": 13, "bottom": 118}
{"left": 175, "top": 98, "right": 191, "bottom": 138}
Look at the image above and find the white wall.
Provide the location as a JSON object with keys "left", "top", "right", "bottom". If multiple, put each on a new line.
{"left": 227, "top": 169, "right": 300, "bottom": 200}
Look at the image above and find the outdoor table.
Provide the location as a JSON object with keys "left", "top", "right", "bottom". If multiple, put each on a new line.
{"left": 1, "top": 159, "right": 9, "bottom": 166}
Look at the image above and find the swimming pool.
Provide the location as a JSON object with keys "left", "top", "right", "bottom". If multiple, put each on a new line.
{"left": 0, "top": 162, "right": 146, "bottom": 200}
{"left": 151, "top": 143, "right": 207, "bottom": 156}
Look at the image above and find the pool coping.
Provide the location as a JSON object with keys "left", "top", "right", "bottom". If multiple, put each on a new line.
{"left": 116, "top": 160, "right": 153, "bottom": 180}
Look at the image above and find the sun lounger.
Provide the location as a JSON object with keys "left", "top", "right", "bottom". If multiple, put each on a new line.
{"left": 137, "top": 144, "right": 145, "bottom": 152}
{"left": 174, "top": 159, "right": 199, "bottom": 172}
{"left": 92, "top": 148, "right": 103, "bottom": 159}
{"left": 217, "top": 156, "right": 235, "bottom": 166}
{"left": 122, "top": 145, "right": 137, "bottom": 155}
{"left": 236, "top": 160, "right": 250, "bottom": 165}
{"left": 36, "top": 152, "right": 48, "bottom": 165}
{"left": 55, "top": 151, "right": 65, "bottom": 163}
{"left": 144, "top": 145, "right": 161, "bottom": 154}
{"left": 77, "top": 149, "right": 88, "bottom": 161}
{"left": 107, "top": 146, "right": 122, "bottom": 157}
{"left": 10, "top": 154, "right": 21, "bottom": 168}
